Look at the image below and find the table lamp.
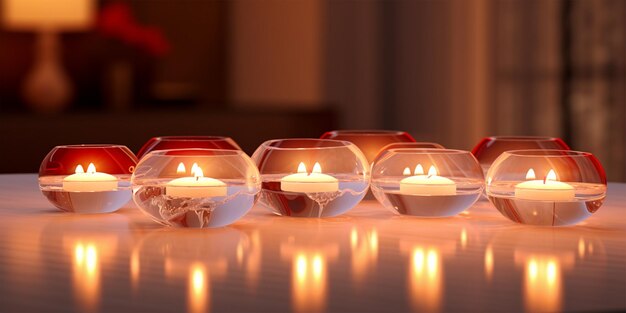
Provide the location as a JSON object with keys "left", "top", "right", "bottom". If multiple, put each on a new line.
{"left": 2, "top": 0, "right": 95, "bottom": 112}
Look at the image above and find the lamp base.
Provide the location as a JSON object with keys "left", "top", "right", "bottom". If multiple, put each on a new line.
{"left": 23, "top": 30, "right": 73, "bottom": 113}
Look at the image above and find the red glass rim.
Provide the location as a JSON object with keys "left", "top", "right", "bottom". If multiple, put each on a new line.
{"left": 503, "top": 149, "right": 592, "bottom": 157}
{"left": 145, "top": 148, "right": 245, "bottom": 157}
{"left": 54, "top": 144, "right": 129, "bottom": 149}
{"left": 320, "top": 129, "right": 413, "bottom": 138}
{"left": 148, "top": 136, "right": 232, "bottom": 141}
{"left": 484, "top": 135, "right": 566, "bottom": 142}
{"left": 261, "top": 138, "right": 355, "bottom": 149}
{"left": 386, "top": 148, "right": 471, "bottom": 155}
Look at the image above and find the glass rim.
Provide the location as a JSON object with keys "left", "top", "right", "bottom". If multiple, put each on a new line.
{"left": 382, "top": 142, "right": 445, "bottom": 149}
{"left": 503, "top": 149, "right": 592, "bottom": 157}
{"left": 260, "top": 138, "right": 356, "bottom": 150}
{"left": 144, "top": 148, "right": 245, "bottom": 157}
{"left": 149, "top": 135, "right": 232, "bottom": 141}
{"left": 384, "top": 148, "right": 471, "bottom": 155}
{"left": 485, "top": 135, "right": 563, "bottom": 142}
{"left": 324, "top": 129, "right": 409, "bottom": 136}
{"left": 54, "top": 144, "right": 129, "bottom": 149}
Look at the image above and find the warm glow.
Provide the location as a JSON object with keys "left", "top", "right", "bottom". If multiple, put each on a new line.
{"left": 194, "top": 168, "right": 204, "bottom": 179}
{"left": 188, "top": 264, "right": 207, "bottom": 313}
{"left": 297, "top": 162, "right": 307, "bottom": 173}
{"left": 3, "top": 0, "right": 96, "bottom": 30}
{"left": 526, "top": 168, "right": 536, "bottom": 180}
{"left": 524, "top": 257, "right": 562, "bottom": 312}
{"left": 546, "top": 169, "right": 557, "bottom": 181}
{"left": 410, "top": 247, "right": 442, "bottom": 312}
{"left": 403, "top": 167, "right": 411, "bottom": 176}
{"left": 75, "top": 164, "right": 85, "bottom": 174}
{"left": 578, "top": 238, "right": 585, "bottom": 258}
{"left": 350, "top": 228, "right": 379, "bottom": 284}
{"left": 460, "top": 228, "right": 467, "bottom": 249}
{"left": 312, "top": 162, "right": 322, "bottom": 174}
{"left": 177, "top": 162, "right": 186, "bottom": 174}
{"left": 415, "top": 164, "right": 424, "bottom": 175}
{"left": 191, "top": 163, "right": 200, "bottom": 176}
{"left": 73, "top": 242, "right": 99, "bottom": 312}
{"left": 484, "top": 247, "right": 494, "bottom": 280}
{"left": 428, "top": 165, "right": 437, "bottom": 176}
{"left": 86, "top": 163, "right": 96, "bottom": 174}
{"left": 293, "top": 252, "right": 327, "bottom": 313}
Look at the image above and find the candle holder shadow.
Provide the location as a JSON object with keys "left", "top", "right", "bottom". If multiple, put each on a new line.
{"left": 136, "top": 136, "right": 242, "bottom": 160}
{"left": 371, "top": 149, "right": 484, "bottom": 217}
{"left": 486, "top": 150, "right": 607, "bottom": 226}
{"left": 131, "top": 149, "right": 260, "bottom": 228}
{"left": 251, "top": 139, "right": 369, "bottom": 218}
{"left": 38, "top": 144, "right": 138, "bottom": 213}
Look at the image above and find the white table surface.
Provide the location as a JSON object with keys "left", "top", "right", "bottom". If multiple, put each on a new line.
{"left": 0, "top": 174, "right": 624, "bottom": 312}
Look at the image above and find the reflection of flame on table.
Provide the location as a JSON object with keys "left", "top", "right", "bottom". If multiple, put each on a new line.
{"left": 350, "top": 227, "right": 378, "bottom": 284}
{"left": 281, "top": 244, "right": 338, "bottom": 313}
{"left": 73, "top": 243, "right": 99, "bottom": 312}
{"left": 400, "top": 240, "right": 456, "bottom": 313}
{"left": 188, "top": 263, "right": 209, "bottom": 313}
{"left": 236, "top": 230, "right": 262, "bottom": 290}
{"left": 67, "top": 238, "right": 116, "bottom": 313}
{"left": 514, "top": 252, "right": 574, "bottom": 313}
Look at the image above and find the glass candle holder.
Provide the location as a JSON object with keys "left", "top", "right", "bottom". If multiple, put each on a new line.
{"left": 136, "top": 136, "right": 241, "bottom": 159}
{"left": 472, "top": 136, "right": 570, "bottom": 175}
{"left": 320, "top": 130, "right": 416, "bottom": 163}
{"left": 486, "top": 150, "right": 607, "bottom": 226}
{"left": 131, "top": 149, "right": 260, "bottom": 228}
{"left": 251, "top": 139, "right": 369, "bottom": 217}
{"left": 39, "top": 144, "right": 138, "bottom": 213}
{"left": 371, "top": 149, "right": 484, "bottom": 217}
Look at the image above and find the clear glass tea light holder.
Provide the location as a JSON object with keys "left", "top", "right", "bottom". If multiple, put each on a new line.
{"left": 38, "top": 144, "right": 138, "bottom": 213}
{"left": 131, "top": 149, "right": 260, "bottom": 228}
{"left": 472, "top": 136, "right": 570, "bottom": 176}
{"left": 486, "top": 150, "right": 607, "bottom": 226}
{"left": 320, "top": 130, "right": 416, "bottom": 163}
{"left": 371, "top": 149, "right": 484, "bottom": 217}
{"left": 136, "top": 136, "right": 241, "bottom": 159}
{"left": 251, "top": 139, "right": 369, "bottom": 217}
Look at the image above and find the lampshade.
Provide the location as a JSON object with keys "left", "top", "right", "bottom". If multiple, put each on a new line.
{"left": 2, "top": 0, "right": 95, "bottom": 30}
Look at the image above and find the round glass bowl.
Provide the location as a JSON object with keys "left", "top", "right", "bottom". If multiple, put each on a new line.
{"left": 136, "top": 136, "right": 241, "bottom": 159}
{"left": 39, "top": 144, "right": 138, "bottom": 213}
{"left": 251, "top": 139, "right": 369, "bottom": 217}
{"left": 371, "top": 149, "right": 484, "bottom": 217}
{"left": 485, "top": 150, "right": 606, "bottom": 226}
{"left": 320, "top": 130, "right": 416, "bottom": 163}
{"left": 131, "top": 149, "right": 260, "bottom": 228}
{"left": 472, "top": 136, "right": 570, "bottom": 175}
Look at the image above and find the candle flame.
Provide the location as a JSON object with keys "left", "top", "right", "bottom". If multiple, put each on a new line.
{"left": 526, "top": 169, "right": 536, "bottom": 180}
{"left": 177, "top": 162, "right": 186, "bottom": 174}
{"left": 312, "top": 162, "right": 322, "bottom": 174}
{"left": 403, "top": 167, "right": 411, "bottom": 176}
{"left": 414, "top": 164, "right": 424, "bottom": 175}
{"left": 546, "top": 169, "right": 557, "bottom": 182}
{"left": 297, "top": 162, "right": 307, "bottom": 174}
{"left": 191, "top": 163, "right": 200, "bottom": 176}
{"left": 87, "top": 163, "right": 96, "bottom": 174}
{"left": 427, "top": 166, "right": 437, "bottom": 177}
{"left": 194, "top": 167, "right": 204, "bottom": 179}
{"left": 75, "top": 164, "right": 85, "bottom": 174}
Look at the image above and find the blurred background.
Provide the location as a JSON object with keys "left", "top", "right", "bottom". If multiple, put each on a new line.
{"left": 0, "top": 0, "right": 624, "bottom": 180}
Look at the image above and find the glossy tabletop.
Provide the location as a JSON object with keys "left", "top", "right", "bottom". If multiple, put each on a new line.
{"left": 0, "top": 174, "right": 624, "bottom": 312}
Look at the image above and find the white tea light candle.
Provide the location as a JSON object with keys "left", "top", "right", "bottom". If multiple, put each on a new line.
{"left": 63, "top": 163, "right": 118, "bottom": 192}
{"left": 166, "top": 163, "right": 227, "bottom": 198}
{"left": 281, "top": 162, "right": 339, "bottom": 193}
{"left": 515, "top": 169, "right": 575, "bottom": 201}
{"left": 399, "top": 164, "right": 456, "bottom": 196}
